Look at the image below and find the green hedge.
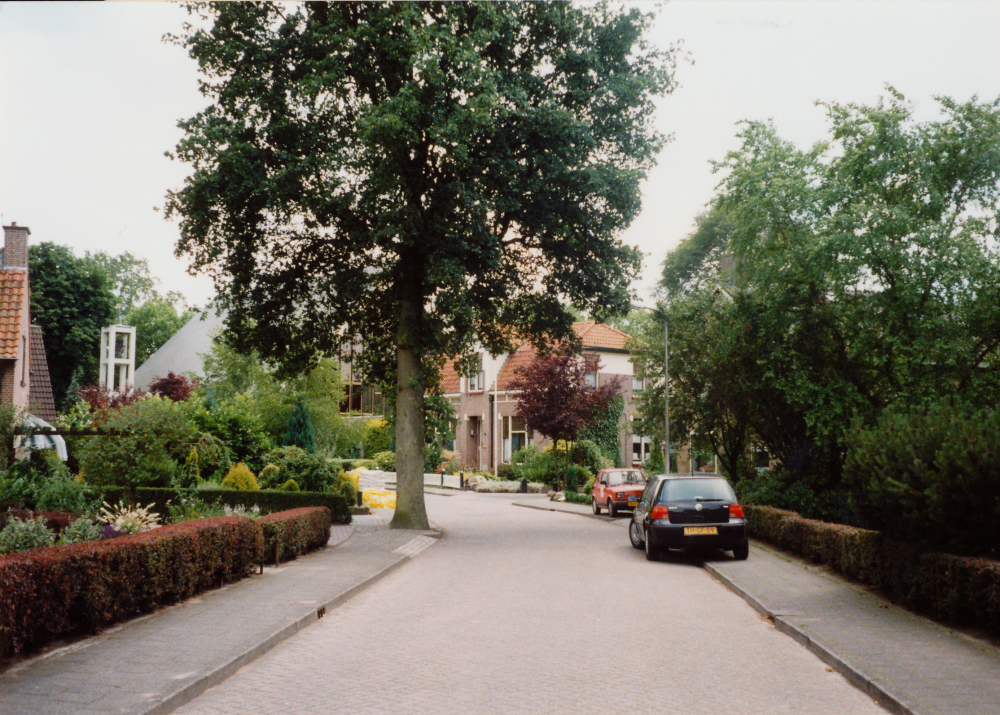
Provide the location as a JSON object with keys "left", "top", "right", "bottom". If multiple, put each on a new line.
{"left": 100, "top": 488, "right": 352, "bottom": 525}
{"left": 259, "top": 507, "right": 331, "bottom": 564}
{"left": 745, "top": 505, "right": 1000, "bottom": 638}
{"left": 0, "top": 516, "right": 262, "bottom": 657}
{"left": 564, "top": 491, "right": 591, "bottom": 505}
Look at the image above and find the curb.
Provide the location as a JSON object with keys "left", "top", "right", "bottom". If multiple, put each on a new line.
{"left": 511, "top": 500, "right": 628, "bottom": 524}
{"left": 703, "top": 559, "right": 917, "bottom": 715}
{"left": 141, "top": 530, "right": 439, "bottom": 715}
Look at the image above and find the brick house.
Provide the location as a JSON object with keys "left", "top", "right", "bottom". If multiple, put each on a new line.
{"left": 440, "top": 321, "right": 652, "bottom": 472}
{"left": 0, "top": 223, "right": 58, "bottom": 423}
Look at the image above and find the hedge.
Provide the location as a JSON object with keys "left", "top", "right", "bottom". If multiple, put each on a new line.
{"left": 745, "top": 505, "right": 1000, "bottom": 638}
{"left": 99, "top": 487, "right": 352, "bottom": 525}
{"left": 0, "top": 516, "right": 262, "bottom": 657}
{"left": 259, "top": 507, "right": 331, "bottom": 564}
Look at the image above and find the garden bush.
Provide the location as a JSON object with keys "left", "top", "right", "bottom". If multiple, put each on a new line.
{"left": 337, "top": 478, "right": 357, "bottom": 506}
{"left": 0, "top": 515, "right": 55, "bottom": 555}
{"left": 744, "top": 505, "right": 1000, "bottom": 639}
{"left": 474, "top": 480, "right": 548, "bottom": 494}
{"left": 259, "top": 446, "right": 339, "bottom": 492}
{"left": 0, "top": 509, "right": 74, "bottom": 536}
{"left": 280, "top": 479, "right": 300, "bottom": 492}
{"left": 363, "top": 418, "right": 392, "bottom": 457}
{"left": 57, "top": 517, "right": 103, "bottom": 545}
{"left": 0, "top": 515, "right": 262, "bottom": 656}
{"left": 564, "top": 464, "right": 591, "bottom": 493}
{"left": 372, "top": 451, "right": 396, "bottom": 472}
{"left": 186, "top": 401, "right": 274, "bottom": 475}
{"left": 100, "top": 487, "right": 352, "bottom": 525}
{"left": 843, "top": 397, "right": 1000, "bottom": 557}
{"left": 258, "top": 507, "right": 331, "bottom": 563}
{"left": 221, "top": 463, "right": 260, "bottom": 491}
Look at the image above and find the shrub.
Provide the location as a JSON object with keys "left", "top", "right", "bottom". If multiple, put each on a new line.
{"left": 259, "top": 464, "right": 280, "bottom": 486}
{"left": 100, "top": 487, "right": 353, "bottom": 525}
{"left": 221, "top": 463, "right": 260, "bottom": 491}
{"left": 259, "top": 447, "right": 338, "bottom": 492}
{"left": 187, "top": 402, "right": 273, "bottom": 474}
{"left": 99, "top": 501, "right": 162, "bottom": 534}
{"left": 283, "top": 398, "right": 316, "bottom": 453}
{"left": 57, "top": 517, "right": 102, "bottom": 545}
{"left": 564, "top": 491, "right": 592, "bottom": 505}
{"left": 0, "top": 515, "right": 55, "bottom": 555}
{"left": 564, "top": 464, "right": 591, "bottom": 493}
{"left": 496, "top": 463, "right": 515, "bottom": 480}
{"left": 259, "top": 507, "right": 331, "bottom": 563}
{"left": 148, "top": 372, "right": 198, "bottom": 401}
{"left": 175, "top": 447, "right": 202, "bottom": 489}
{"left": 76, "top": 397, "right": 199, "bottom": 490}
{"left": 363, "top": 418, "right": 392, "bottom": 457}
{"left": 474, "top": 480, "right": 548, "bottom": 493}
{"left": 580, "top": 395, "right": 625, "bottom": 466}
{"left": 0, "top": 515, "right": 262, "bottom": 656}
{"left": 372, "top": 451, "right": 396, "bottom": 472}
{"left": 844, "top": 397, "right": 1000, "bottom": 557}
{"left": 337, "top": 478, "right": 357, "bottom": 506}
{"left": 280, "top": 479, "right": 300, "bottom": 492}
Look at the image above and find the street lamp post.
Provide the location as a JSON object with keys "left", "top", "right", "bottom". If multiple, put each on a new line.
{"left": 664, "top": 318, "right": 669, "bottom": 474}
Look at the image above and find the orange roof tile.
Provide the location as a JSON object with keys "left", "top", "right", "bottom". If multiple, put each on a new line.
{"left": 440, "top": 358, "right": 461, "bottom": 394}
{"left": 0, "top": 270, "right": 27, "bottom": 359}
{"left": 496, "top": 342, "right": 539, "bottom": 391}
{"left": 572, "top": 321, "right": 630, "bottom": 351}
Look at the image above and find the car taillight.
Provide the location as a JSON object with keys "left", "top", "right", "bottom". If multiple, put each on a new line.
{"left": 729, "top": 503, "right": 744, "bottom": 518}
{"left": 651, "top": 505, "right": 669, "bottom": 520}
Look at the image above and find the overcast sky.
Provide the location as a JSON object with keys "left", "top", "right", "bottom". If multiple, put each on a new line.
{"left": 2, "top": 1, "right": 999, "bottom": 310}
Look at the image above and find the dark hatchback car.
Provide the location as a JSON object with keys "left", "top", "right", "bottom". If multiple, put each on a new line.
{"left": 629, "top": 474, "right": 749, "bottom": 561}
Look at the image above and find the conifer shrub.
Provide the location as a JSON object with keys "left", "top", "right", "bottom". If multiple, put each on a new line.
{"left": 337, "top": 478, "right": 357, "bottom": 506}
{"left": 259, "top": 464, "right": 281, "bottom": 488}
{"left": 221, "top": 463, "right": 260, "bottom": 491}
{"left": 280, "top": 479, "right": 300, "bottom": 492}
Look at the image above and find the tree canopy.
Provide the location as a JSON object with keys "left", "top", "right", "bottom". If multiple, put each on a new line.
{"left": 166, "top": 1, "right": 678, "bottom": 528}
{"left": 635, "top": 90, "right": 1000, "bottom": 520}
{"left": 29, "top": 243, "right": 116, "bottom": 408}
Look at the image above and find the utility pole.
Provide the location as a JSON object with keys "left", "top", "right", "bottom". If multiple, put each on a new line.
{"left": 664, "top": 318, "right": 670, "bottom": 474}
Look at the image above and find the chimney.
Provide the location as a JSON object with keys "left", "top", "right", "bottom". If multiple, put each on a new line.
{"left": 2, "top": 222, "right": 30, "bottom": 269}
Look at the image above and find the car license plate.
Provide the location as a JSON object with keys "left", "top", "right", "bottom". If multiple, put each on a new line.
{"left": 684, "top": 526, "right": 718, "bottom": 536}
{"left": 628, "top": 500, "right": 637, "bottom": 507}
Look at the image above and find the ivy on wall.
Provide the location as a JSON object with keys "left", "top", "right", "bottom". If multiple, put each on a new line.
{"left": 581, "top": 396, "right": 625, "bottom": 467}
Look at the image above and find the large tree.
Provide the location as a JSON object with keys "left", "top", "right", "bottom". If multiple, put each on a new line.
{"left": 29, "top": 243, "right": 116, "bottom": 408}
{"left": 165, "top": 2, "right": 677, "bottom": 528}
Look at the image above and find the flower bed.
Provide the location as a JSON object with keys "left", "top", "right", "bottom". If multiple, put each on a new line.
{"left": 258, "top": 507, "right": 331, "bottom": 564}
{"left": 473, "top": 480, "right": 548, "bottom": 493}
{"left": 745, "top": 505, "right": 1000, "bottom": 638}
{"left": 0, "top": 515, "right": 262, "bottom": 657}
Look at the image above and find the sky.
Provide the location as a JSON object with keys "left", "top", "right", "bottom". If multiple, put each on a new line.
{"left": 2, "top": 1, "right": 1000, "bottom": 311}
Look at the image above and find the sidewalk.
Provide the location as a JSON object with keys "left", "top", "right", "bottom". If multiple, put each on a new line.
{"left": 0, "top": 512, "right": 439, "bottom": 715}
{"left": 514, "top": 496, "right": 1000, "bottom": 715}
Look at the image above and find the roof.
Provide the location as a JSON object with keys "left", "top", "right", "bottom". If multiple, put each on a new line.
{"left": 134, "top": 307, "right": 228, "bottom": 390}
{"left": 0, "top": 269, "right": 27, "bottom": 359}
{"left": 29, "top": 325, "right": 57, "bottom": 422}
{"left": 573, "top": 321, "right": 630, "bottom": 351}
{"left": 440, "top": 358, "right": 461, "bottom": 394}
{"left": 496, "top": 342, "right": 538, "bottom": 391}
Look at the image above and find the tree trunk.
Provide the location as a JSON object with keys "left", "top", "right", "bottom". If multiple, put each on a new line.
{"left": 390, "top": 271, "right": 429, "bottom": 530}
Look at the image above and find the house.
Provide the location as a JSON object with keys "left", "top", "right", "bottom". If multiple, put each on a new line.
{"left": 440, "top": 321, "right": 652, "bottom": 472}
{"left": 0, "top": 223, "right": 58, "bottom": 424}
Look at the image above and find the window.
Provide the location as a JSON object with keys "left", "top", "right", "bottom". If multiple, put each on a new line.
{"left": 502, "top": 415, "right": 528, "bottom": 462}
{"left": 467, "top": 353, "right": 484, "bottom": 392}
{"left": 340, "top": 383, "right": 384, "bottom": 415}
{"left": 583, "top": 353, "right": 599, "bottom": 388}
{"left": 632, "top": 375, "right": 644, "bottom": 392}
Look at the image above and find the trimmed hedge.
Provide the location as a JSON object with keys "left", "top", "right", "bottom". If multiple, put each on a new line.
{"left": 745, "top": 505, "right": 1000, "bottom": 638}
{"left": 100, "top": 487, "right": 352, "bottom": 525}
{"left": 0, "top": 516, "right": 262, "bottom": 657}
{"left": 259, "top": 507, "right": 331, "bottom": 564}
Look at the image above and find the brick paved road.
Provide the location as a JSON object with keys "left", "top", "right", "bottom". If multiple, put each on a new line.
{"left": 174, "top": 492, "right": 886, "bottom": 715}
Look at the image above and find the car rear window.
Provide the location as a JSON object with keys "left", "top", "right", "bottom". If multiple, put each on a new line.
{"left": 658, "top": 478, "right": 736, "bottom": 503}
{"left": 608, "top": 471, "right": 644, "bottom": 486}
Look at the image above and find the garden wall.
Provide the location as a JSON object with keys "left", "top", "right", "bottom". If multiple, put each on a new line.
{"left": 745, "top": 505, "right": 1000, "bottom": 638}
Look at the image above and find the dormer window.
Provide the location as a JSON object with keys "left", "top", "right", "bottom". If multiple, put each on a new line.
{"left": 467, "top": 354, "right": 484, "bottom": 392}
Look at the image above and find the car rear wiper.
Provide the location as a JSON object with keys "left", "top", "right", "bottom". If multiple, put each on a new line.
{"left": 695, "top": 497, "right": 724, "bottom": 502}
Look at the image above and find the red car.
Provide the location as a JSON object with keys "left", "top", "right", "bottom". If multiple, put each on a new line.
{"left": 592, "top": 468, "right": 646, "bottom": 517}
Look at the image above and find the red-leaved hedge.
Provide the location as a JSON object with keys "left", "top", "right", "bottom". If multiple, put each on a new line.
{"left": 259, "top": 507, "right": 331, "bottom": 564}
{"left": 0, "top": 516, "right": 262, "bottom": 657}
{"left": 745, "top": 505, "right": 1000, "bottom": 637}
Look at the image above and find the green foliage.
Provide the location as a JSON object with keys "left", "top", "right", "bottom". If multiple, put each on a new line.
{"left": 0, "top": 515, "right": 55, "bottom": 555}
{"left": 175, "top": 448, "right": 202, "bottom": 489}
{"left": 509, "top": 445, "right": 556, "bottom": 484}
{"left": 372, "top": 451, "right": 396, "bottom": 472}
{"left": 659, "top": 205, "right": 736, "bottom": 297}
{"left": 126, "top": 297, "right": 194, "bottom": 365}
{"left": 280, "top": 479, "right": 300, "bottom": 493}
{"left": 362, "top": 419, "right": 392, "bottom": 458}
{"left": 563, "top": 464, "right": 591, "bottom": 493}
{"left": 259, "top": 464, "right": 280, "bottom": 486}
{"left": 259, "top": 507, "right": 331, "bottom": 563}
{"left": 57, "top": 517, "right": 102, "bottom": 545}
{"left": 580, "top": 397, "right": 625, "bottom": 467}
{"left": 106, "top": 487, "right": 350, "bottom": 524}
{"left": 221, "top": 463, "right": 260, "bottom": 491}
{"left": 568, "top": 439, "right": 612, "bottom": 476}
{"left": 76, "top": 397, "right": 203, "bottom": 491}
{"left": 496, "top": 463, "right": 516, "bottom": 480}
{"left": 28, "top": 243, "right": 115, "bottom": 407}
{"left": 186, "top": 400, "right": 273, "bottom": 474}
{"left": 843, "top": 398, "right": 1000, "bottom": 556}
{"left": 259, "top": 447, "right": 339, "bottom": 493}
{"left": 166, "top": 2, "right": 677, "bottom": 529}
{"left": 283, "top": 399, "right": 316, "bottom": 453}
{"left": 337, "top": 478, "right": 357, "bottom": 506}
